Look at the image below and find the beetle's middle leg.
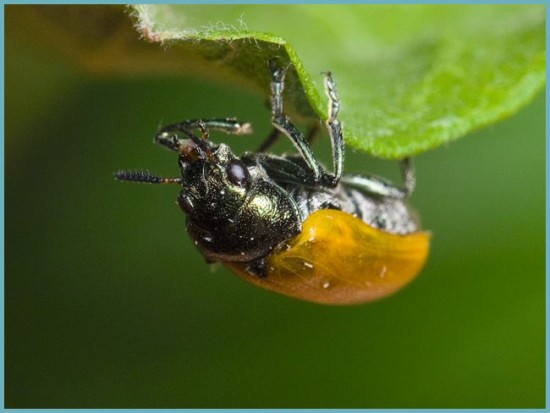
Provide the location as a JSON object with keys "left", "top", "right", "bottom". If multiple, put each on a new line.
{"left": 269, "top": 61, "right": 342, "bottom": 188}
{"left": 256, "top": 124, "right": 320, "bottom": 153}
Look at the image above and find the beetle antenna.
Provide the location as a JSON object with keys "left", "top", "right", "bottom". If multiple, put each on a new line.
{"left": 115, "top": 170, "right": 182, "bottom": 185}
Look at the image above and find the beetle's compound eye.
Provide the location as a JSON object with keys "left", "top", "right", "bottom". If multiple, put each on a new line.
{"left": 226, "top": 159, "right": 250, "bottom": 187}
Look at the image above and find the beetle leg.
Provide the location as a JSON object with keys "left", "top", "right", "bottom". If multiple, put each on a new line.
{"left": 269, "top": 61, "right": 341, "bottom": 188}
{"left": 340, "top": 158, "right": 416, "bottom": 199}
{"left": 242, "top": 257, "right": 268, "bottom": 278}
{"left": 156, "top": 118, "right": 253, "bottom": 153}
{"left": 400, "top": 157, "right": 416, "bottom": 196}
{"left": 305, "top": 123, "right": 321, "bottom": 145}
{"left": 256, "top": 127, "right": 281, "bottom": 153}
{"left": 158, "top": 118, "right": 252, "bottom": 136}
{"left": 256, "top": 123, "right": 320, "bottom": 154}
{"left": 251, "top": 153, "right": 316, "bottom": 186}
{"left": 323, "top": 71, "right": 345, "bottom": 186}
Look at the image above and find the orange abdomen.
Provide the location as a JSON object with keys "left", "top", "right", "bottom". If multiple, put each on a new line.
{"left": 227, "top": 209, "right": 430, "bottom": 305}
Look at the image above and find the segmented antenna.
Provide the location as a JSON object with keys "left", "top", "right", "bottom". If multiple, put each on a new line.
{"left": 114, "top": 170, "right": 182, "bottom": 185}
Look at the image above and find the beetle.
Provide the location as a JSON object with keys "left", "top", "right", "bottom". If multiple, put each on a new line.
{"left": 116, "top": 61, "right": 430, "bottom": 305}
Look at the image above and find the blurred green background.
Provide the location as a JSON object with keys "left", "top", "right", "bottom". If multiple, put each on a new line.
{"left": 5, "top": 8, "right": 545, "bottom": 409}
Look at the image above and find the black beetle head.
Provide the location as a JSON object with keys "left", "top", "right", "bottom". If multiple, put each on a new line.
{"left": 115, "top": 125, "right": 253, "bottom": 223}
{"left": 167, "top": 134, "right": 251, "bottom": 221}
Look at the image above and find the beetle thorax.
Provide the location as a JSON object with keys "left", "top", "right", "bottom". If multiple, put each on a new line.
{"left": 177, "top": 145, "right": 303, "bottom": 263}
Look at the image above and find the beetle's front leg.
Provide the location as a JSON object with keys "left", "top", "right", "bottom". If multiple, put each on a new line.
{"left": 159, "top": 118, "right": 252, "bottom": 136}
{"left": 155, "top": 118, "right": 253, "bottom": 152}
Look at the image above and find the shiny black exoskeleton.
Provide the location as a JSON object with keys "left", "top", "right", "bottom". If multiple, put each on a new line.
{"left": 116, "top": 61, "right": 419, "bottom": 275}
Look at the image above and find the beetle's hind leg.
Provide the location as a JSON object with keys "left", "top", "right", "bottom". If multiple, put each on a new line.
{"left": 268, "top": 60, "right": 343, "bottom": 188}
{"left": 399, "top": 157, "right": 416, "bottom": 196}
{"left": 341, "top": 157, "right": 416, "bottom": 199}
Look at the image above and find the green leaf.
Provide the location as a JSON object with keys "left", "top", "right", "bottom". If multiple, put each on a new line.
{"left": 131, "top": 4, "right": 545, "bottom": 158}
{"left": 10, "top": 5, "right": 545, "bottom": 158}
